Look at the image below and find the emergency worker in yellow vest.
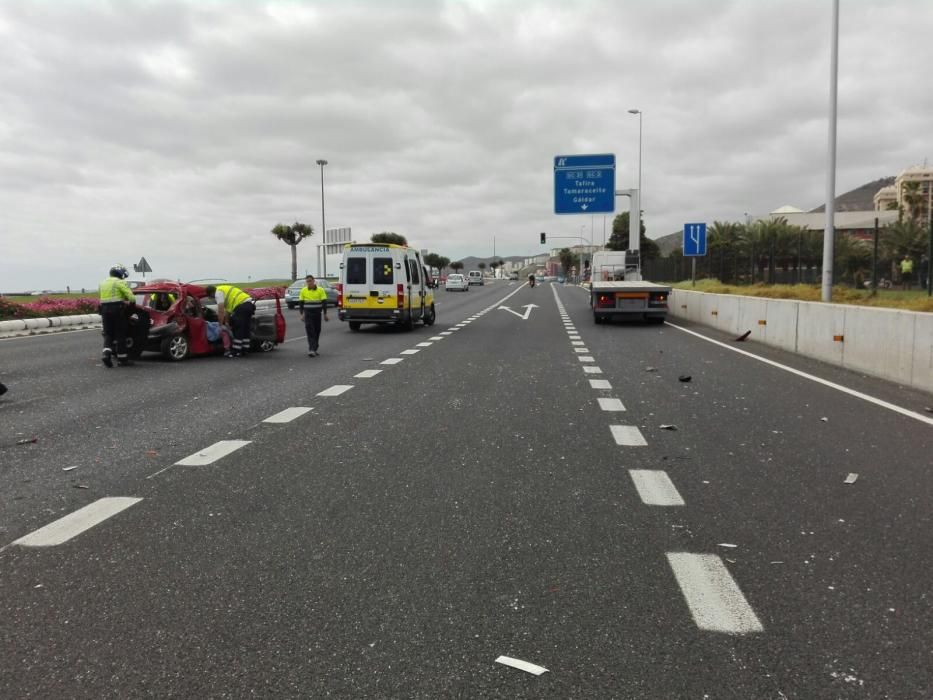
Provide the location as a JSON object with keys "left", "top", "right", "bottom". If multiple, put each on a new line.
{"left": 205, "top": 284, "right": 255, "bottom": 357}
{"left": 98, "top": 264, "right": 135, "bottom": 367}
{"left": 298, "top": 275, "right": 329, "bottom": 357}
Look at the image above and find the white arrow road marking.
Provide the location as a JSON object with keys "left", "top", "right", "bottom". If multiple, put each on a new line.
{"left": 629, "top": 470, "right": 685, "bottom": 506}
{"left": 263, "top": 407, "right": 313, "bottom": 423}
{"left": 610, "top": 425, "right": 647, "bottom": 446}
{"left": 498, "top": 304, "right": 539, "bottom": 320}
{"left": 176, "top": 440, "right": 252, "bottom": 466}
{"left": 667, "top": 553, "right": 764, "bottom": 634}
{"left": 12, "top": 497, "right": 142, "bottom": 547}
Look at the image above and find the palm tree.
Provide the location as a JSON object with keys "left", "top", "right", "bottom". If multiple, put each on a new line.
{"left": 901, "top": 181, "right": 924, "bottom": 223}
{"left": 270, "top": 222, "right": 314, "bottom": 281}
{"left": 708, "top": 220, "right": 743, "bottom": 282}
{"left": 450, "top": 261, "right": 464, "bottom": 272}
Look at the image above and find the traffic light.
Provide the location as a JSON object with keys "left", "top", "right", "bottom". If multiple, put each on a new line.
{"left": 540, "top": 232, "right": 546, "bottom": 244}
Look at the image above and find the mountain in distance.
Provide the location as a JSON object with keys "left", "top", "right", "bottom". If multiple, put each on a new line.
{"left": 452, "top": 255, "right": 526, "bottom": 268}
{"left": 652, "top": 175, "right": 895, "bottom": 256}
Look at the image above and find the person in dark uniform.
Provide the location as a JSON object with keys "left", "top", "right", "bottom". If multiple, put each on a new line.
{"left": 98, "top": 264, "right": 135, "bottom": 367}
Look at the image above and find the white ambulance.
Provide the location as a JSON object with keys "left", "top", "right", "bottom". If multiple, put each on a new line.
{"left": 337, "top": 243, "right": 437, "bottom": 331}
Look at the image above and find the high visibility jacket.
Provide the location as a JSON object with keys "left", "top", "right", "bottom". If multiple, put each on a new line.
{"left": 299, "top": 285, "right": 328, "bottom": 310}
{"left": 901, "top": 259, "right": 914, "bottom": 274}
{"left": 215, "top": 285, "right": 252, "bottom": 314}
{"left": 99, "top": 276, "right": 134, "bottom": 304}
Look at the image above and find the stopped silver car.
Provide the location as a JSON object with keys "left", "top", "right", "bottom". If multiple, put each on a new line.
{"left": 445, "top": 273, "right": 469, "bottom": 292}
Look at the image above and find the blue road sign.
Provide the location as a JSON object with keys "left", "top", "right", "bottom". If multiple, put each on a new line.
{"left": 554, "top": 154, "right": 615, "bottom": 215}
{"left": 683, "top": 223, "right": 707, "bottom": 256}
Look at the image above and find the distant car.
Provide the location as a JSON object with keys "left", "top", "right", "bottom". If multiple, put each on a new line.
{"left": 467, "top": 270, "right": 484, "bottom": 285}
{"left": 285, "top": 279, "right": 338, "bottom": 309}
{"left": 445, "top": 274, "right": 469, "bottom": 292}
{"left": 508, "top": 272, "right": 519, "bottom": 280}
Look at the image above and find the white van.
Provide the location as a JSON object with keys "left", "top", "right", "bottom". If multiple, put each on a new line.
{"left": 338, "top": 243, "right": 436, "bottom": 331}
{"left": 468, "top": 270, "right": 484, "bottom": 286}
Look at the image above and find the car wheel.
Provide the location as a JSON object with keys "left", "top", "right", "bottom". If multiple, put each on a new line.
{"left": 348, "top": 321, "right": 361, "bottom": 331}
{"left": 161, "top": 334, "right": 189, "bottom": 361}
{"left": 423, "top": 303, "right": 436, "bottom": 326}
{"left": 258, "top": 339, "right": 275, "bottom": 352}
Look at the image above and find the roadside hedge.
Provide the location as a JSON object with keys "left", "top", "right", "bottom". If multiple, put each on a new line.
{"left": 0, "top": 296, "right": 99, "bottom": 321}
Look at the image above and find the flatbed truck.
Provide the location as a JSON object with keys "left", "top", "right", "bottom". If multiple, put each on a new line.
{"left": 589, "top": 250, "right": 670, "bottom": 324}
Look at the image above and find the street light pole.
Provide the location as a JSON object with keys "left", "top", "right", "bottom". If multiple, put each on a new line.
{"left": 628, "top": 109, "right": 643, "bottom": 251}
{"left": 821, "top": 0, "right": 839, "bottom": 302}
{"left": 316, "top": 159, "right": 328, "bottom": 279}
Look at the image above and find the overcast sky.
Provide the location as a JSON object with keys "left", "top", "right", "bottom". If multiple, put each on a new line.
{"left": 2, "top": 0, "right": 932, "bottom": 291}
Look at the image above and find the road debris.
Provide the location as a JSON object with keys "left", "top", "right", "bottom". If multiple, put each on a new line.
{"left": 924, "top": 406, "right": 933, "bottom": 414}
{"left": 820, "top": 417, "right": 829, "bottom": 422}
{"left": 678, "top": 375, "right": 691, "bottom": 382}
{"left": 16, "top": 437, "right": 38, "bottom": 445}
{"left": 844, "top": 473, "right": 858, "bottom": 484}
{"left": 717, "top": 543, "right": 738, "bottom": 549}
{"left": 645, "top": 366, "right": 658, "bottom": 372}
{"left": 62, "top": 466, "right": 78, "bottom": 472}
{"left": 770, "top": 561, "right": 784, "bottom": 565}
{"left": 145, "top": 450, "right": 159, "bottom": 457}
{"left": 495, "top": 656, "right": 549, "bottom": 676}
{"left": 659, "top": 424, "right": 678, "bottom": 431}
{"left": 735, "top": 330, "right": 751, "bottom": 342}
{"left": 726, "top": 558, "right": 737, "bottom": 564}
{"left": 73, "top": 484, "right": 89, "bottom": 489}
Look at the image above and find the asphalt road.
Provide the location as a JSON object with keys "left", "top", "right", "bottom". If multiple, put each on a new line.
{"left": 1, "top": 280, "right": 932, "bottom": 698}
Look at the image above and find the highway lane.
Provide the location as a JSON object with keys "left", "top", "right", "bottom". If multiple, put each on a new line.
{"left": 1, "top": 280, "right": 931, "bottom": 697}
{"left": 0, "top": 283, "right": 510, "bottom": 541}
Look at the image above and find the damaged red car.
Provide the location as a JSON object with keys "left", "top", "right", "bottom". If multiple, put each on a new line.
{"left": 131, "top": 282, "right": 286, "bottom": 361}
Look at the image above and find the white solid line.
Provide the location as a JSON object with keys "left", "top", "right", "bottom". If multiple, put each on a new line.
{"left": 317, "top": 384, "right": 353, "bottom": 397}
{"left": 583, "top": 366, "right": 603, "bottom": 374}
{"left": 495, "top": 655, "right": 549, "bottom": 676}
{"left": 610, "top": 425, "right": 647, "bottom": 446}
{"left": 665, "top": 321, "right": 933, "bottom": 427}
{"left": 416, "top": 342, "right": 433, "bottom": 347}
{"left": 589, "top": 379, "right": 612, "bottom": 389}
{"left": 176, "top": 439, "right": 251, "bottom": 465}
{"left": 13, "top": 497, "right": 143, "bottom": 547}
{"left": 629, "top": 470, "right": 685, "bottom": 506}
{"left": 597, "top": 397, "right": 626, "bottom": 411}
{"left": 381, "top": 358, "right": 403, "bottom": 365}
{"left": 263, "top": 407, "right": 313, "bottom": 423}
{"left": 354, "top": 369, "right": 382, "bottom": 378}
{"left": 666, "top": 552, "right": 764, "bottom": 634}
{"left": 400, "top": 349, "right": 420, "bottom": 355}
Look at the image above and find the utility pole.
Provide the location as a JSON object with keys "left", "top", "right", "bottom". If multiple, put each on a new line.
{"left": 821, "top": 0, "right": 840, "bottom": 302}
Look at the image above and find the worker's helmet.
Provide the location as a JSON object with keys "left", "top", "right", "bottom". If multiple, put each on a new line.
{"left": 109, "top": 264, "right": 129, "bottom": 279}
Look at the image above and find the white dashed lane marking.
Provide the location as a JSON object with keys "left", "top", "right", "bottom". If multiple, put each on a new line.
{"left": 429, "top": 336, "right": 444, "bottom": 341}
{"left": 589, "top": 379, "right": 612, "bottom": 389}
{"left": 416, "top": 342, "right": 433, "bottom": 347}
{"left": 574, "top": 348, "right": 590, "bottom": 353}
{"left": 610, "top": 425, "right": 647, "bottom": 446}
{"left": 176, "top": 440, "right": 252, "bottom": 465}
{"left": 579, "top": 356, "right": 595, "bottom": 362}
{"left": 317, "top": 384, "right": 354, "bottom": 397}
{"left": 597, "top": 398, "right": 625, "bottom": 411}
{"left": 583, "top": 366, "right": 603, "bottom": 374}
{"left": 629, "top": 470, "right": 685, "bottom": 506}
{"left": 401, "top": 349, "right": 420, "bottom": 355}
{"left": 439, "top": 332, "right": 452, "bottom": 336}
{"left": 355, "top": 369, "right": 382, "bottom": 378}
{"left": 12, "top": 497, "right": 143, "bottom": 547}
{"left": 381, "top": 358, "right": 404, "bottom": 365}
{"left": 263, "top": 407, "right": 313, "bottom": 423}
{"left": 666, "top": 553, "right": 764, "bottom": 634}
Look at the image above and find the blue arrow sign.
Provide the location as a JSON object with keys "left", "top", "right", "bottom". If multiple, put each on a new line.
{"left": 554, "top": 154, "right": 615, "bottom": 215}
{"left": 683, "top": 223, "right": 707, "bottom": 256}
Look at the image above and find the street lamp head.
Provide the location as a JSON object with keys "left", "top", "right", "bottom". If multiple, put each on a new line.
{"left": 316, "top": 159, "right": 328, "bottom": 166}
{"left": 627, "top": 109, "right": 641, "bottom": 115}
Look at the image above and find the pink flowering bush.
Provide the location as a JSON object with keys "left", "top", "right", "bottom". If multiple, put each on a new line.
{"left": 0, "top": 296, "right": 99, "bottom": 321}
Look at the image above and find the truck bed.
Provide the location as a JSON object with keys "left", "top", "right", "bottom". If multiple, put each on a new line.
{"left": 589, "top": 281, "right": 671, "bottom": 324}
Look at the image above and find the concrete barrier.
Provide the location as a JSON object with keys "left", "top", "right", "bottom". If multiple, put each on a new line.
{"left": 0, "top": 314, "right": 101, "bottom": 339}
{"left": 668, "top": 289, "right": 933, "bottom": 394}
